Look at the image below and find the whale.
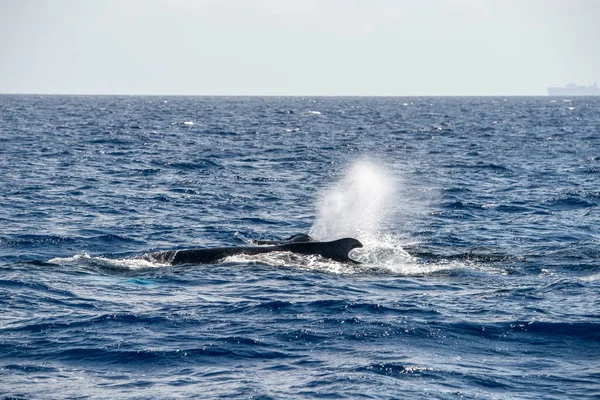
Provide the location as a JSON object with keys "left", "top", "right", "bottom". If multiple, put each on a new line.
{"left": 250, "top": 233, "right": 314, "bottom": 245}
{"left": 147, "top": 237, "right": 362, "bottom": 265}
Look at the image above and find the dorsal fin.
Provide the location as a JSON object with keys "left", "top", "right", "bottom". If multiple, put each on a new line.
{"left": 325, "top": 238, "right": 363, "bottom": 263}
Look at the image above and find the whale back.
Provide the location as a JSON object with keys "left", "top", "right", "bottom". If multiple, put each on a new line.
{"left": 251, "top": 233, "right": 314, "bottom": 245}
{"left": 280, "top": 238, "right": 363, "bottom": 263}
{"left": 148, "top": 237, "right": 363, "bottom": 265}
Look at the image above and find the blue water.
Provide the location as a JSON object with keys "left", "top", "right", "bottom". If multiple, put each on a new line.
{"left": 1, "top": 95, "right": 599, "bottom": 399}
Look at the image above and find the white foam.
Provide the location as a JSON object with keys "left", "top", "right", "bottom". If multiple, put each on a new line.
{"left": 221, "top": 241, "right": 461, "bottom": 276}
{"left": 95, "top": 256, "right": 167, "bottom": 270}
{"left": 49, "top": 252, "right": 168, "bottom": 270}
{"left": 49, "top": 252, "right": 92, "bottom": 264}
{"left": 224, "top": 252, "right": 357, "bottom": 274}
{"left": 581, "top": 273, "right": 600, "bottom": 282}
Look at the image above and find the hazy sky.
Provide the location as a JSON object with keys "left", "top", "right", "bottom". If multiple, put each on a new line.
{"left": 1, "top": 0, "right": 598, "bottom": 95}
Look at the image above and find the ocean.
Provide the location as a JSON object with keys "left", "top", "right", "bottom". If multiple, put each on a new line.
{"left": 1, "top": 95, "right": 599, "bottom": 399}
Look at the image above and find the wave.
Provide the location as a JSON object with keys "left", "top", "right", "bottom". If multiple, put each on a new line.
{"left": 0, "top": 278, "right": 75, "bottom": 298}
{"left": 433, "top": 320, "right": 600, "bottom": 342}
{"left": 0, "top": 234, "right": 140, "bottom": 249}
{"left": 221, "top": 299, "right": 438, "bottom": 318}
{"left": 544, "top": 194, "right": 596, "bottom": 210}
{"left": 444, "top": 163, "right": 512, "bottom": 172}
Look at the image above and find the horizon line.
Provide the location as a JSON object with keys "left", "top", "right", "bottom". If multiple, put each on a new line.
{"left": 0, "top": 92, "right": 553, "bottom": 97}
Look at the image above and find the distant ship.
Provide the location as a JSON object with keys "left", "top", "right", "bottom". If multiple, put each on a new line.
{"left": 547, "top": 83, "right": 600, "bottom": 96}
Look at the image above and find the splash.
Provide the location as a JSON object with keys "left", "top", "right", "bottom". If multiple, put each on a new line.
{"left": 309, "top": 160, "right": 396, "bottom": 241}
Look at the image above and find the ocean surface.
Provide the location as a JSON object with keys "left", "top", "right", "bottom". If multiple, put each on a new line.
{"left": 1, "top": 95, "right": 599, "bottom": 399}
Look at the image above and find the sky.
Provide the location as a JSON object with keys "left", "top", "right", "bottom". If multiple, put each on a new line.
{"left": 1, "top": 0, "right": 599, "bottom": 96}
